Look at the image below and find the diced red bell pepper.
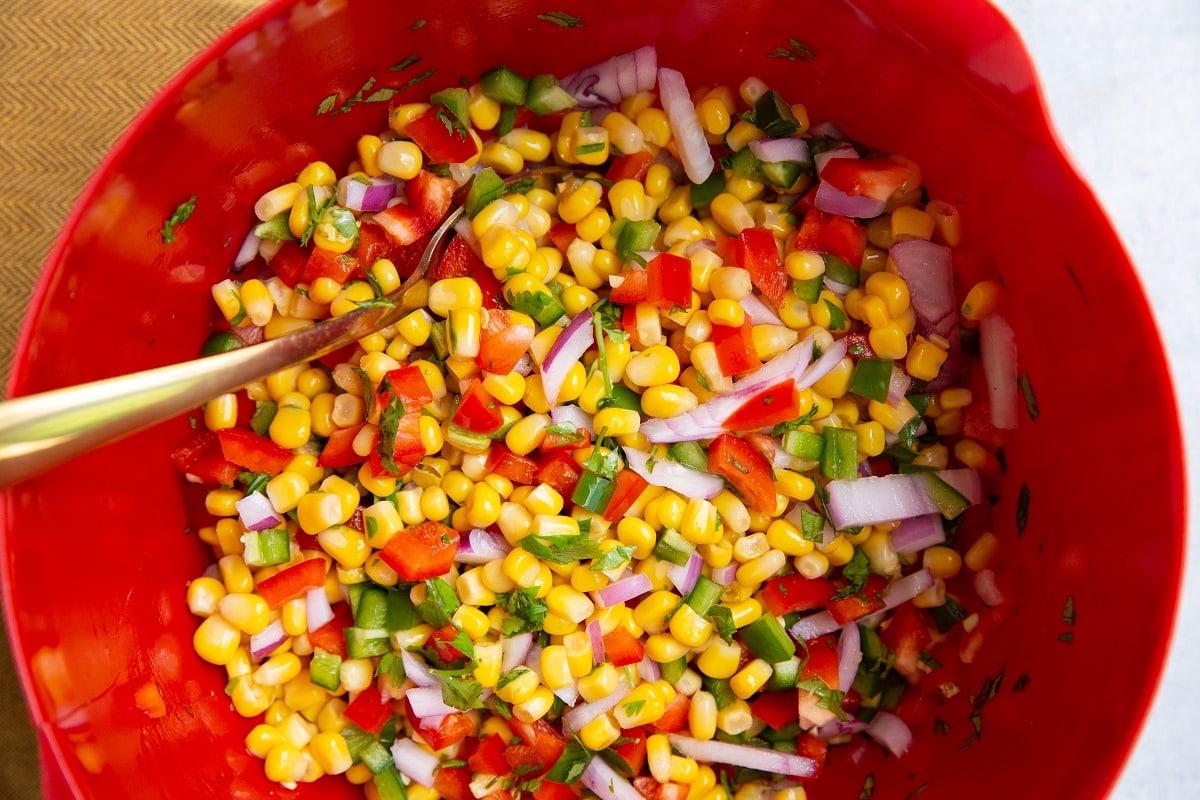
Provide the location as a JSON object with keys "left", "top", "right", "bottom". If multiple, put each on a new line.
{"left": 406, "top": 169, "right": 457, "bottom": 225}
{"left": 648, "top": 693, "right": 690, "bottom": 733}
{"left": 502, "top": 743, "right": 543, "bottom": 774}
{"left": 477, "top": 309, "right": 535, "bottom": 374}
{"left": 535, "top": 450, "right": 583, "bottom": 498}
{"left": 633, "top": 778, "right": 688, "bottom": 800}
{"left": 609, "top": 270, "right": 649, "bottom": 305}
{"left": 795, "top": 735, "right": 828, "bottom": 778}
{"left": 547, "top": 220, "right": 578, "bottom": 253}
{"left": 606, "top": 151, "right": 655, "bottom": 183}
{"left": 256, "top": 558, "right": 328, "bottom": 609}
{"left": 378, "top": 521, "right": 459, "bottom": 581}
{"left": 602, "top": 626, "right": 645, "bottom": 667}
{"left": 406, "top": 106, "right": 479, "bottom": 164}
{"left": 317, "top": 422, "right": 366, "bottom": 468}
{"left": 343, "top": 684, "right": 393, "bottom": 734}
{"left": 842, "top": 331, "right": 875, "bottom": 358}
{"left": 646, "top": 253, "right": 692, "bottom": 310}
{"left": 374, "top": 202, "right": 429, "bottom": 247}
{"left": 170, "top": 431, "right": 240, "bottom": 485}
{"left": 540, "top": 426, "right": 591, "bottom": 452}
{"left": 799, "top": 634, "right": 840, "bottom": 687}
{"left": 268, "top": 240, "right": 308, "bottom": 287}
{"left": 603, "top": 469, "right": 649, "bottom": 522}
{"left": 708, "top": 433, "right": 776, "bottom": 513}
{"left": 736, "top": 228, "right": 788, "bottom": 308}
{"left": 722, "top": 380, "right": 798, "bottom": 431}
{"left": 621, "top": 304, "right": 639, "bottom": 339}
{"left": 303, "top": 247, "right": 362, "bottom": 284}
{"left": 487, "top": 445, "right": 538, "bottom": 485}
{"left": 371, "top": 365, "right": 434, "bottom": 478}
{"left": 879, "top": 602, "right": 933, "bottom": 680}
{"left": 417, "top": 712, "right": 475, "bottom": 751}
{"left": 426, "top": 625, "right": 472, "bottom": 665}
{"left": 792, "top": 209, "right": 866, "bottom": 268}
{"left": 434, "top": 765, "right": 475, "bottom": 800}
{"left": 428, "top": 236, "right": 504, "bottom": 309}
{"left": 611, "top": 727, "right": 647, "bottom": 775}
{"left": 307, "top": 602, "right": 353, "bottom": 659}
{"left": 962, "top": 362, "right": 1004, "bottom": 448}
{"left": 711, "top": 320, "right": 762, "bottom": 377}
{"left": 215, "top": 428, "right": 294, "bottom": 475}
{"left": 469, "top": 734, "right": 512, "bottom": 776}
{"left": 826, "top": 573, "right": 889, "bottom": 624}
{"left": 534, "top": 782, "right": 580, "bottom": 800}
{"left": 509, "top": 719, "right": 566, "bottom": 769}
{"left": 819, "top": 156, "right": 911, "bottom": 202}
{"left": 744, "top": 432, "right": 777, "bottom": 462}
{"left": 452, "top": 379, "right": 505, "bottom": 434}
{"left": 750, "top": 691, "right": 801, "bottom": 731}
{"left": 761, "top": 574, "right": 836, "bottom": 616}
{"left": 353, "top": 221, "right": 397, "bottom": 270}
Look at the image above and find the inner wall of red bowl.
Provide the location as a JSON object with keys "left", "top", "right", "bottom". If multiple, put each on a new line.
{"left": 2, "top": 0, "right": 1182, "bottom": 798}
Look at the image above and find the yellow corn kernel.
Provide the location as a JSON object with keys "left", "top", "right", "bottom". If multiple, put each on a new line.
{"left": 965, "top": 531, "right": 1000, "bottom": 572}
{"left": 193, "top": 614, "right": 241, "bottom": 665}
{"left": 725, "top": 117, "right": 764, "bottom": 151}
{"left": 868, "top": 322, "right": 909, "bottom": 360}
{"left": 696, "top": 637, "right": 741, "bottom": 679}
{"left": 763, "top": 519, "right": 812, "bottom": 558}
{"left": 795, "top": 549, "right": 830, "bottom": 579}
{"left": 577, "top": 663, "right": 620, "bottom": 703}
{"left": 501, "top": 548, "right": 542, "bottom": 589}
{"left": 625, "top": 345, "right": 681, "bottom": 388}
{"left": 537, "top": 645, "right": 573, "bottom": 690}
{"left": 187, "top": 577, "right": 226, "bottom": 617}
{"left": 891, "top": 206, "right": 936, "bottom": 241}
{"left": 784, "top": 250, "right": 825, "bottom": 281}
{"left": 725, "top": 176, "right": 764, "bottom": 204}
{"left": 961, "top": 279, "right": 1003, "bottom": 322}
{"left": 513, "top": 686, "right": 556, "bottom": 723}
{"left": 688, "top": 690, "right": 718, "bottom": 740}
{"left": 218, "top": 592, "right": 271, "bottom": 636}
{"left": 709, "top": 193, "right": 754, "bottom": 235}
{"left": 255, "top": 181, "right": 302, "bottom": 221}
{"left": 219, "top": 553, "right": 254, "bottom": 594}
{"left": 203, "top": 392, "right": 239, "bottom": 432}
{"left": 557, "top": 178, "right": 604, "bottom": 225}
{"left": 263, "top": 741, "right": 308, "bottom": 784}
{"left": 735, "top": 549, "right": 787, "bottom": 588}
{"left": 730, "top": 659, "right": 773, "bottom": 699}
{"left": 613, "top": 684, "right": 666, "bottom": 728}
{"left": 644, "top": 633, "right": 688, "bottom": 663}
{"left": 669, "top": 604, "right": 714, "bottom": 648}
{"left": 480, "top": 141, "right": 525, "bottom": 176}
{"left": 246, "top": 723, "right": 287, "bottom": 759}
{"left": 854, "top": 420, "right": 887, "bottom": 458}
{"left": 579, "top": 712, "right": 622, "bottom": 751}
{"left": 545, "top": 585, "right": 596, "bottom": 625}
{"left": 494, "top": 667, "right": 539, "bottom": 705}
{"left": 865, "top": 271, "right": 911, "bottom": 318}
{"left": 868, "top": 397, "right": 919, "bottom": 434}
{"left": 635, "top": 107, "right": 673, "bottom": 148}
{"left": 923, "top": 545, "right": 963, "bottom": 580}
{"left": 696, "top": 95, "right": 732, "bottom": 136}
{"left": 907, "top": 337, "right": 949, "bottom": 382}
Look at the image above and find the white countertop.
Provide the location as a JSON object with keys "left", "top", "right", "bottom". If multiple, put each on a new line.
{"left": 988, "top": 1, "right": 1200, "bottom": 797}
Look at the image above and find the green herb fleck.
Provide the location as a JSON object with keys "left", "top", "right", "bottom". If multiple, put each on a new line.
{"left": 496, "top": 588, "right": 549, "bottom": 635}
{"left": 1016, "top": 482, "right": 1030, "bottom": 535}
{"left": 376, "top": 395, "right": 406, "bottom": 475}
{"left": 537, "top": 11, "right": 584, "bottom": 28}
{"left": 859, "top": 774, "right": 875, "bottom": 800}
{"left": 416, "top": 577, "right": 460, "bottom": 628}
{"left": 591, "top": 543, "right": 636, "bottom": 572}
{"left": 830, "top": 548, "right": 871, "bottom": 600}
{"left": 238, "top": 470, "right": 271, "bottom": 496}
{"left": 622, "top": 699, "right": 647, "bottom": 717}
{"left": 162, "top": 195, "right": 197, "bottom": 243}
{"left": 411, "top": 19, "right": 426, "bottom": 29}
{"left": 1061, "top": 595, "right": 1075, "bottom": 626}
{"left": 1019, "top": 372, "right": 1039, "bottom": 420}
{"left": 797, "top": 678, "right": 848, "bottom": 720}
{"left": 767, "top": 37, "right": 815, "bottom": 62}
{"left": 546, "top": 740, "right": 593, "bottom": 783}
{"left": 518, "top": 531, "right": 604, "bottom": 564}
{"left": 707, "top": 605, "right": 736, "bottom": 644}
{"left": 389, "top": 53, "right": 421, "bottom": 72}
{"left": 315, "top": 93, "right": 339, "bottom": 115}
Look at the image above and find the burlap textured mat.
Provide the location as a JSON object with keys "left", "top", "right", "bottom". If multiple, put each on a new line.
{"left": 0, "top": 2, "right": 261, "bottom": 796}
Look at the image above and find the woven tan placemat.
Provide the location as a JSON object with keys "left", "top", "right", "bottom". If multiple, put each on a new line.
{"left": 0, "top": 2, "right": 261, "bottom": 796}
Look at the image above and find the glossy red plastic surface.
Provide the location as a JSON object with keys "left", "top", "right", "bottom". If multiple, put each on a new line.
{"left": 2, "top": 1, "right": 1184, "bottom": 798}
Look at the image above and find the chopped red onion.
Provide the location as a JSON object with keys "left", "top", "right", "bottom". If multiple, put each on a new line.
{"left": 739, "top": 293, "right": 784, "bottom": 326}
{"left": 748, "top": 137, "right": 812, "bottom": 166}
{"left": 889, "top": 240, "right": 956, "bottom": 339}
{"left": 553, "top": 684, "right": 580, "bottom": 707}
{"left": 974, "top": 569, "right": 1004, "bottom": 607}
{"left": 391, "top": 738, "right": 439, "bottom": 787}
{"left": 249, "top": 620, "right": 288, "bottom": 660}
{"left": 940, "top": 468, "right": 983, "bottom": 504}
{"left": 837, "top": 623, "right": 862, "bottom": 693}
{"left": 657, "top": 67, "right": 714, "bottom": 185}
{"left": 406, "top": 686, "right": 458, "bottom": 720}
{"left": 825, "top": 469, "right": 981, "bottom": 529}
{"left": 550, "top": 404, "right": 595, "bottom": 435}
{"left": 581, "top": 754, "right": 646, "bottom": 800}
{"left": 823, "top": 276, "right": 856, "bottom": 298}
{"left": 564, "top": 678, "right": 631, "bottom": 732}
{"left": 817, "top": 718, "right": 868, "bottom": 739}
{"left": 890, "top": 514, "right": 946, "bottom": 555}
{"left": 711, "top": 563, "right": 738, "bottom": 586}
{"left": 887, "top": 364, "right": 913, "bottom": 407}
{"left": 666, "top": 552, "right": 704, "bottom": 595}
{"left": 809, "top": 121, "right": 846, "bottom": 141}
{"left": 234, "top": 230, "right": 261, "bottom": 270}
{"left": 638, "top": 655, "right": 662, "bottom": 684}
{"left": 586, "top": 619, "right": 605, "bottom": 663}
{"left": 595, "top": 573, "right": 653, "bottom": 609}
{"left": 501, "top": 632, "right": 534, "bottom": 674}
{"left": 813, "top": 143, "right": 857, "bottom": 175}
{"left": 540, "top": 308, "right": 594, "bottom": 407}
{"left": 789, "top": 610, "right": 839, "bottom": 641}
{"left": 305, "top": 587, "right": 335, "bottom": 634}
{"left": 561, "top": 45, "right": 657, "bottom": 107}
{"left": 666, "top": 734, "right": 818, "bottom": 778}
{"left": 236, "top": 492, "right": 282, "bottom": 531}
{"left": 865, "top": 711, "right": 913, "bottom": 757}
{"left": 512, "top": 352, "right": 534, "bottom": 377}
{"left": 456, "top": 528, "right": 511, "bottom": 565}
{"left": 814, "top": 182, "right": 886, "bottom": 219}
{"left": 401, "top": 650, "right": 439, "bottom": 688}
{"left": 623, "top": 447, "right": 723, "bottom": 500}
{"left": 525, "top": 642, "right": 544, "bottom": 671}
{"left": 338, "top": 174, "right": 398, "bottom": 212}
{"left": 881, "top": 569, "right": 935, "bottom": 610}
{"left": 979, "top": 313, "right": 1018, "bottom": 430}
{"left": 453, "top": 215, "right": 479, "bottom": 249}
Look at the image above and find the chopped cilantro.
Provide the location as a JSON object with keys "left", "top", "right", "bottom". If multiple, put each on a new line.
{"left": 590, "top": 543, "right": 636, "bottom": 572}
{"left": 416, "top": 577, "right": 460, "bottom": 628}
{"left": 622, "top": 698, "right": 646, "bottom": 717}
{"left": 706, "top": 605, "right": 736, "bottom": 644}
{"left": 496, "top": 667, "right": 529, "bottom": 691}
{"left": 162, "top": 195, "right": 196, "bottom": 243}
{"left": 537, "top": 11, "right": 584, "bottom": 28}
{"left": 1016, "top": 482, "right": 1030, "bottom": 535}
{"left": 496, "top": 588, "right": 549, "bottom": 635}
{"left": 797, "top": 678, "right": 848, "bottom": 720}
{"left": 799, "top": 508, "right": 826, "bottom": 542}
{"left": 830, "top": 548, "right": 871, "bottom": 600}
{"left": 238, "top": 470, "right": 271, "bottom": 495}
{"left": 376, "top": 395, "right": 406, "bottom": 475}
{"left": 518, "top": 531, "right": 604, "bottom": 564}
{"left": 436, "top": 673, "right": 485, "bottom": 711}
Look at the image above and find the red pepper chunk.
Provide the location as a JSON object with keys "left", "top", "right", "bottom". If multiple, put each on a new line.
{"left": 611, "top": 728, "right": 647, "bottom": 775}
{"left": 434, "top": 765, "right": 475, "bottom": 800}
{"left": 303, "top": 247, "right": 362, "bottom": 284}
{"left": 634, "top": 778, "right": 689, "bottom": 800}
{"left": 170, "top": 431, "right": 240, "bottom": 485}
{"left": 427, "top": 625, "right": 472, "bottom": 664}
{"left": 469, "top": 734, "right": 512, "bottom": 776}
{"left": 761, "top": 574, "right": 836, "bottom": 616}
{"left": 343, "top": 684, "right": 393, "bottom": 734}
{"left": 429, "top": 236, "right": 505, "bottom": 309}
{"left": 371, "top": 365, "right": 434, "bottom": 478}
{"left": 417, "top": 712, "right": 475, "bottom": 751}
{"left": 826, "top": 573, "right": 889, "bottom": 624}
{"left": 215, "top": 428, "right": 293, "bottom": 475}
{"left": 648, "top": 693, "right": 690, "bottom": 733}
{"left": 547, "top": 221, "right": 578, "bottom": 253}
{"left": 819, "top": 156, "right": 911, "bottom": 202}
{"left": 509, "top": 719, "right": 566, "bottom": 770}
{"left": 477, "top": 309, "right": 535, "bottom": 374}
{"left": 535, "top": 450, "right": 583, "bottom": 498}
{"left": 602, "top": 626, "right": 645, "bottom": 666}
{"left": 378, "top": 521, "right": 460, "bottom": 581}
{"left": 487, "top": 445, "right": 538, "bottom": 485}
{"left": 708, "top": 433, "right": 776, "bottom": 513}
{"left": 795, "top": 735, "right": 828, "bottom": 778}
{"left": 722, "top": 380, "right": 798, "bottom": 431}
{"left": 316, "top": 422, "right": 366, "bottom": 468}
{"left": 736, "top": 228, "right": 789, "bottom": 307}
{"left": 534, "top": 782, "right": 579, "bottom": 800}
{"left": 307, "top": 602, "right": 353, "bottom": 658}
{"left": 793, "top": 209, "right": 866, "bottom": 268}
{"left": 406, "top": 106, "right": 479, "bottom": 164}
{"left": 750, "top": 690, "right": 800, "bottom": 731}
{"left": 268, "top": 240, "right": 308, "bottom": 287}
{"left": 609, "top": 270, "right": 649, "bottom": 305}
{"left": 646, "top": 252, "right": 692, "bottom": 310}
{"left": 606, "top": 151, "right": 655, "bottom": 183}
{"left": 711, "top": 320, "right": 762, "bottom": 377}
{"left": 800, "top": 634, "right": 841, "bottom": 687}
{"left": 603, "top": 469, "right": 649, "bottom": 522}
{"left": 255, "top": 558, "right": 327, "bottom": 609}
{"left": 452, "top": 379, "right": 505, "bottom": 434}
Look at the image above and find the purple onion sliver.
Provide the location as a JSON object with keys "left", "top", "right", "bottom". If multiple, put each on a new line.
{"left": 595, "top": 573, "right": 653, "bottom": 609}
{"left": 638, "top": 655, "right": 662, "bottom": 684}
{"left": 236, "top": 491, "right": 281, "bottom": 531}
{"left": 738, "top": 293, "right": 784, "bottom": 326}
{"left": 234, "top": 230, "right": 261, "bottom": 270}
{"left": 305, "top": 587, "right": 335, "bottom": 634}
{"left": 789, "top": 610, "right": 840, "bottom": 641}
{"left": 748, "top": 137, "right": 811, "bottom": 166}
{"left": 401, "top": 650, "right": 440, "bottom": 687}
{"left": 666, "top": 733, "right": 817, "bottom": 778}
{"left": 564, "top": 679, "right": 631, "bottom": 732}
{"left": 250, "top": 619, "right": 288, "bottom": 660}
{"left": 974, "top": 569, "right": 1004, "bottom": 607}
{"left": 890, "top": 514, "right": 946, "bottom": 555}
{"left": 865, "top": 711, "right": 913, "bottom": 757}
{"left": 586, "top": 619, "right": 605, "bottom": 663}
{"left": 455, "top": 528, "right": 510, "bottom": 565}
{"left": 406, "top": 686, "right": 458, "bottom": 720}
{"left": 553, "top": 683, "right": 580, "bottom": 707}
{"left": 980, "top": 313, "right": 1019, "bottom": 430}
{"left": 837, "top": 622, "right": 862, "bottom": 693}
{"left": 814, "top": 181, "right": 886, "bottom": 219}
{"left": 550, "top": 403, "right": 596, "bottom": 436}
{"left": 711, "top": 563, "right": 738, "bottom": 586}
{"left": 882, "top": 569, "right": 934, "bottom": 610}
{"left": 392, "top": 738, "right": 439, "bottom": 788}
{"left": 813, "top": 143, "right": 857, "bottom": 174}
{"left": 541, "top": 308, "right": 595, "bottom": 407}
{"left": 581, "top": 755, "right": 645, "bottom": 800}
{"left": 817, "top": 718, "right": 868, "bottom": 739}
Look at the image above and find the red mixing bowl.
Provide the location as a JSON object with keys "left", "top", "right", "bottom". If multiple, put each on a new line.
{"left": 2, "top": 0, "right": 1184, "bottom": 798}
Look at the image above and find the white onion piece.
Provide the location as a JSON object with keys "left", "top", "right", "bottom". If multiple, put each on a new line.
{"left": 305, "top": 587, "right": 335, "bottom": 634}
{"left": 540, "top": 308, "right": 595, "bottom": 407}
{"left": 865, "top": 711, "right": 913, "bottom": 757}
{"left": 561, "top": 45, "right": 657, "bottom": 107}
{"left": 890, "top": 514, "right": 946, "bottom": 555}
{"left": 979, "top": 313, "right": 1018, "bottom": 430}
{"left": 456, "top": 528, "right": 511, "bottom": 565}
{"left": 525, "top": 642, "right": 544, "bottom": 671}
{"left": 453, "top": 214, "right": 479, "bottom": 250}
{"left": 236, "top": 492, "right": 282, "bottom": 531}
{"left": 789, "top": 610, "right": 840, "bottom": 641}
{"left": 974, "top": 569, "right": 1004, "bottom": 607}
{"left": 553, "top": 683, "right": 580, "bottom": 707}
{"left": 748, "top": 137, "right": 812, "bottom": 166}
{"left": 738, "top": 293, "right": 784, "bottom": 326}
{"left": 666, "top": 552, "right": 703, "bottom": 595}
{"left": 623, "top": 447, "right": 723, "bottom": 499}
{"left": 656, "top": 67, "right": 714, "bottom": 185}
{"left": 234, "top": 230, "right": 261, "bottom": 270}
{"left": 666, "top": 734, "right": 818, "bottom": 778}
{"left": 563, "top": 678, "right": 631, "bottom": 732}
{"left": 512, "top": 352, "right": 534, "bottom": 377}
{"left": 338, "top": 174, "right": 398, "bottom": 212}
{"left": 595, "top": 573, "right": 653, "bottom": 609}
{"left": 581, "top": 754, "right": 646, "bottom": 800}
{"left": 813, "top": 143, "right": 857, "bottom": 175}
{"left": 887, "top": 364, "right": 912, "bottom": 407}
{"left": 249, "top": 620, "right": 288, "bottom": 660}
{"left": 407, "top": 686, "right": 458, "bottom": 720}
{"left": 551, "top": 404, "right": 595, "bottom": 435}
{"left": 814, "top": 182, "right": 886, "bottom": 219}
{"left": 501, "top": 632, "right": 534, "bottom": 674}
{"left": 401, "top": 650, "right": 440, "bottom": 688}
{"left": 889, "top": 240, "right": 956, "bottom": 339}
{"left": 586, "top": 619, "right": 606, "bottom": 662}
{"left": 882, "top": 569, "right": 935, "bottom": 610}
{"left": 391, "top": 738, "right": 439, "bottom": 788}
{"left": 638, "top": 655, "right": 662, "bottom": 684}
{"left": 837, "top": 623, "right": 862, "bottom": 693}
{"left": 825, "top": 469, "right": 981, "bottom": 529}
{"left": 711, "top": 563, "right": 738, "bottom": 586}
